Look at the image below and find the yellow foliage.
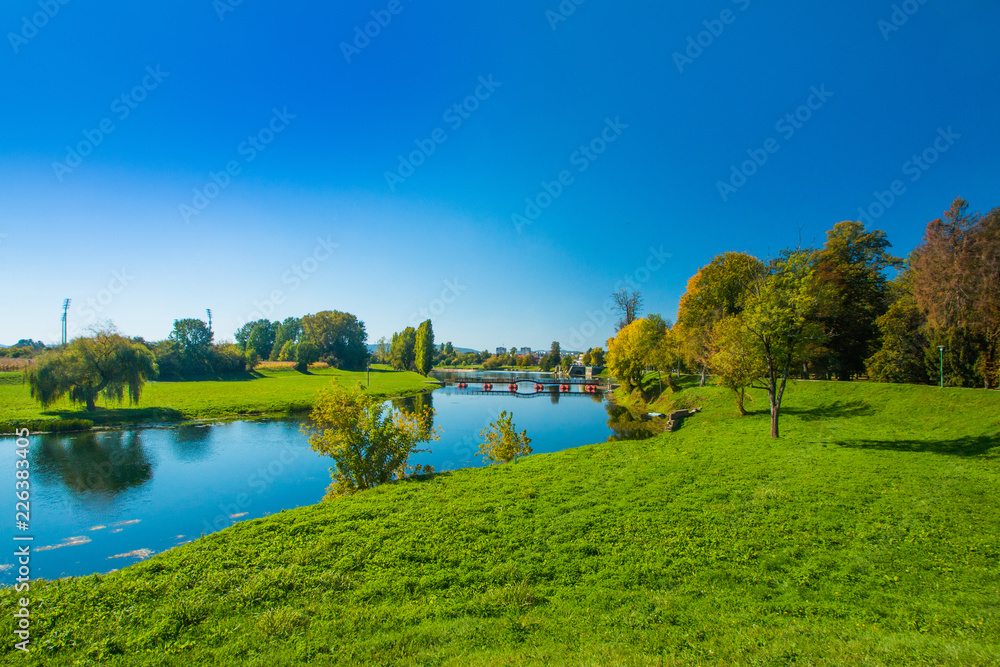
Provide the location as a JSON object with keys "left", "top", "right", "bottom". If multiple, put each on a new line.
{"left": 478, "top": 411, "right": 532, "bottom": 464}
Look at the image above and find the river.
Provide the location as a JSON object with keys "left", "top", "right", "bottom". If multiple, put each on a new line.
{"left": 0, "top": 370, "right": 662, "bottom": 583}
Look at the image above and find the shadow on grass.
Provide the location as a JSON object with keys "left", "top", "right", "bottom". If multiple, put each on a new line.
{"left": 836, "top": 434, "right": 1000, "bottom": 457}
{"left": 783, "top": 400, "right": 875, "bottom": 421}
{"left": 42, "top": 406, "right": 185, "bottom": 426}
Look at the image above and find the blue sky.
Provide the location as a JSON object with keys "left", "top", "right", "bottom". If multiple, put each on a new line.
{"left": 1, "top": 0, "right": 997, "bottom": 350}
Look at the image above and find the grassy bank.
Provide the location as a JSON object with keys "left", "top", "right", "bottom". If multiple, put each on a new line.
{"left": 0, "top": 365, "right": 432, "bottom": 432}
{"left": 2, "top": 380, "right": 998, "bottom": 665}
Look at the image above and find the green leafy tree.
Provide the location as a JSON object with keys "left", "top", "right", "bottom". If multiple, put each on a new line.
{"left": 372, "top": 337, "right": 391, "bottom": 364}
{"left": 478, "top": 411, "right": 532, "bottom": 464}
{"left": 277, "top": 340, "right": 298, "bottom": 362}
{"left": 304, "top": 384, "right": 437, "bottom": 499}
{"left": 582, "top": 349, "right": 593, "bottom": 366}
{"left": 295, "top": 340, "right": 320, "bottom": 371}
{"left": 247, "top": 321, "right": 277, "bottom": 361}
{"left": 26, "top": 328, "right": 157, "bottom": 411}
{"left": 741, "top": 250, "right": 825, "bottom": 438}
{"left": 167, "top": 318, "right": 214, "bottom": 377}
{"left": 301, "top": 311, "right": 369, "bottom": 370}
{"left": 414, "top": 320, "right": 435, "bottom": 376}
{"left": 590, "top": 347, "right": 605, "bottom": 366}
{"left": 390, "top": 328, "right": 417, "bottom": 371}
{"left": 866, "top": 272, "right": 929, "bottom": 384}
{"left": 813, "top": 221, "right": 902, "bottom": 380}
{"left": 269, "top": 317, "right": 301, "bottom": 360}
{"left": 235, "top": 319, "right": 269, "bottom": 351}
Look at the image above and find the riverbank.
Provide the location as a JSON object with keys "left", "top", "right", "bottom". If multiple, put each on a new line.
{"left": 0, "top": 365, "right": 433, "bottom": 433}
{"left": 3, "top": 380, "right": 997, "bottom": 664}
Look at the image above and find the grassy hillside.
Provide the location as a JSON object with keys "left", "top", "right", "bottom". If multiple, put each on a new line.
{"left": 2, "top": 381, "right": 998, "bottom": 665}
{"left": 0, "top": 365, "right": 432, "bottom": 431}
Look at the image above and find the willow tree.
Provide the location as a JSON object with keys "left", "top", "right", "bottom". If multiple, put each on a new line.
{"left": 26, "top": 328, "right": 157, "bottom": 411}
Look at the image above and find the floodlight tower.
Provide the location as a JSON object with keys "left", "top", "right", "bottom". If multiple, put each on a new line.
{"left": 206, "top": 309, "right": 213, "bottom": 334}
{"left": 61, "top": 299, "right": 71, "bottom": 346}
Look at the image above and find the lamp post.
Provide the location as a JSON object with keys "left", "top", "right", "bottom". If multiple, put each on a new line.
{"left": 938, "top": 346, "right": 945, "bottom": 388}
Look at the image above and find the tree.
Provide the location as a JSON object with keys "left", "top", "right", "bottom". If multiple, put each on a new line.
{"left": 813, "top": 221, "right": 901, "bottom": 380}
{"left": 270, "top": 317, "right": 301, "bottom": 360}
{"left": 478, "top": 411, "right": 532, "bottom": 464}
{"left": 167, "top": 318, "right": 214, "bottom": 377}
{"left": 866, "top": 272, "right": 929, "bottom": 384}
{"left": 246, "top": 321, "right": 277, "bottom": 361}
{"left": 304, "top": 384, "right": 437, "bottom": 499}
{"left": 611, "top": 288, "right": 643, "bottom": 330}
{"left": 371, "top": 337, "right": 390, "bottom": 365}
{"left": 390, "top": 328, "right": 416, "bottom": 371}
{"left": 301, "top": 311, "right": 369, "bottom": 370}
{"left": 277, "top": 340, "right": 298, "bottom": 362}
{"left": 582, "top": 349, "right": 592, "bottom": 366}
{"left": 741, "top": 250, "right": 824, "bottom": 438}
{"left": 414, "top": 320, "right": 435, "bottom": 376}
{"left": 590, "top": 347, "right": 605, "bottom": 366}
{"left": 295, "top": 340, "right": 320, "bottom": 371}
{"left": 26, "top": 327, "right": 157, "bottom": 411}
{"left": 911, "top": 199, "right": 1000, "bottom": 388}
{"left": 235, "top": 319, "right": 269, "bottom": 351}
{"left": 606, "top": 316, "right": 668, "bottom": 393}
{"left": 676, "top": 252, "right": 765, "bottom": 385}
{"left": 710, "top": 315, "right": 766, "bottom": 415}
{"left": 549, "top": 341, "right": 561, "bottom": 367}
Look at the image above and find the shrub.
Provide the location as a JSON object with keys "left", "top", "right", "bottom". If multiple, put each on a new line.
{"left": 478, "top": 411, "right": 532, "bottom": 465}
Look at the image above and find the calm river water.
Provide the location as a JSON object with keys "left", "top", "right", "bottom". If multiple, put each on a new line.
{"left": 1, "top": 371, "right": 661, "bottom": 583}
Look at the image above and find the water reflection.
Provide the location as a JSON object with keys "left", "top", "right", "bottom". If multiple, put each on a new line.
{"left": 605, "top": 404, "right": 667, "bottom": 441}
{"left": 34, "top": 430, "right": 155, "bottom": 496}
{"left": 171, "top": 424, "right": 214, "bottom": 462}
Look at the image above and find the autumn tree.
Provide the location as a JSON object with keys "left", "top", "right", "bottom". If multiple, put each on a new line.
{"left": 676, "top": 252, "right": 765, "bottom": 385}
{"left": 911, "top": 199, "right": 1000, "bottom": 388}
{"left": 414, "top": 319, "right": 435, "bottom": 376}
{"left": 710, "top": 315, "right": 766, "bottom": 415}
{"left": 304, "top": 383, "right": 437, "bottom": 498}
{"left": 606, "top": 315, "right": 670, "bottom": 393}
{"left": 26, "top": 327, "right": 157, "bottom": 411}
{"left": 479, "top": 411, "right": 532, "bottom": 464}
{"left": 611, "top": 288, "right": 643, "bottom": 331}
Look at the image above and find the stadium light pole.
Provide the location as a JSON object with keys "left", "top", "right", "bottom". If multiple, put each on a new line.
{"left": 938, "top": 346, "right": 945, "bottom": 388}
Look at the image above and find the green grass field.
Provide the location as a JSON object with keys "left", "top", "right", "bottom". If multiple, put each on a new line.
{"left": 0, "top": 365, "right": 432, "bottom": 431}
{"left": 2, "top": 380, "right": 998, "bottom": 665}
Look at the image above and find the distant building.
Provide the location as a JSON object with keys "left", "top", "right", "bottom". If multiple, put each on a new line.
{"left": 519, "top": 347, "right": 533, "bottom": 357}
{"left": 495, "top": 347, "right": 507, "bottom": 356}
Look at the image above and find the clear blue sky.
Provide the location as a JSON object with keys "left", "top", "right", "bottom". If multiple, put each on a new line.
{"left": 1, "top": 0, "right": 997, "bottom": 350}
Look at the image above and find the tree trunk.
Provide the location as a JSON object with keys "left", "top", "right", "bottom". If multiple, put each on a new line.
{"left": 699, "top": 365, "right": 706, "bottom": 387}
{"left": 736, "top": 388, "right": 747, "bottom": 416}
{"left": 86, "top": 395, "right": 96, "bottom": 411}
{"left": 770, "top": 404, "right": 780, "bottom": 438}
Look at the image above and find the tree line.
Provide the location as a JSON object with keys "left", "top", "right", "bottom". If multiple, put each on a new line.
{"left": 23, "top": 309, "right": 371, "bottom": 411}
{"left": 606, "top": 198, "right": 999, "bottom": 438}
